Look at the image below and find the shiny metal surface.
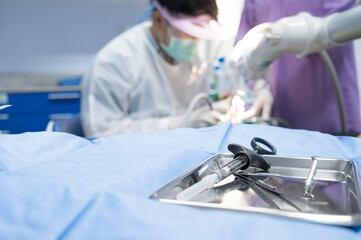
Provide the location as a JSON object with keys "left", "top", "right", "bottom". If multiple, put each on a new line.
{"left": 151, "top": 154, "right": 361, "bottom": 226}
{"left": 304, "top": 156, "right": 318, "bottom": 199}
{"left": 176, "top": 157, "right": 248, "bottom": 201}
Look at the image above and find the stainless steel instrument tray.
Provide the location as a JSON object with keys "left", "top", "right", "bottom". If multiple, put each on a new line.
{"left": 151, "top": 154, "right": 361, "bottom": 226}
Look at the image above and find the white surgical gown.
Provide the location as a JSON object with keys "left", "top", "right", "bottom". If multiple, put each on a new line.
{"left": 81, "top": 22, "right": 208, "bottom": 137}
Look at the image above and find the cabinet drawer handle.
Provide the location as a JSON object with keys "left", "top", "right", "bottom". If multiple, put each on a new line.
{"left": 48, "top": 92, "right": 80, "bottom": 100}
{"left": 49, "top": 113, "right": 75, "bottom": 120}
{"left": 0, "top": 114, "right": 9, "bottom": 120}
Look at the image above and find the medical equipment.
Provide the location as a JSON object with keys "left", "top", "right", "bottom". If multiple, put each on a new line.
{"left": 176, "top": 137, "right": 275, "bottom": 200}
{"left": 183, "top": 93, "right": 213, "bottom": 127}
{"left": 208, "top": 57, "right": 238, "bottom": 100}
{"left": 151, "top": 137, "right": 361, "bottom": 226}
{"left": 232, "top": 6, "right": 361, "bottom": 134}
{"left": 234, "top": 7, "right": 361, "bottom": 80}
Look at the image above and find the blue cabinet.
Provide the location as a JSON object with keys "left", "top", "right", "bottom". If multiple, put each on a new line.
{"left": 0, "top": 75, "right": 81, "bottom": 134}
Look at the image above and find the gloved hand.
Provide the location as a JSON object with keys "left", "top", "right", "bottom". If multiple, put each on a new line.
{"left": 167, "top": 106, "right": 222, "bottom": 129}
{"left": 230, "top": 23, "right": 272, "bottom": 81}
{"left": 229, "top": 79, "right": 273, "bottom": 123}
{"left": 212, "top": 97, "right": 232, "bottom": 114}
{"left": 186, "top": 106, "right": 223, "bottom": 128}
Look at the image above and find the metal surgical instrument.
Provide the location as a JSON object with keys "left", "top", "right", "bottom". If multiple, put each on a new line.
{"left": 176, "top": 137, "right": 276, "bottom": 201}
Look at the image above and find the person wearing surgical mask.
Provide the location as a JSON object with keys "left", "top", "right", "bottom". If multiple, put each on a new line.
{"left": 81, "top": 0, "right": 224, "bottom": 138}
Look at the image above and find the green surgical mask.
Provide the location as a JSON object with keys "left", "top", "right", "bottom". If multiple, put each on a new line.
{"left": 160, "top": 36, "right": 199, "bottom": 62}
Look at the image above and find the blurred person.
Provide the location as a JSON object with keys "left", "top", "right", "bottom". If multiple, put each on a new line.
{"left": 235, "top": 0, "right": 361, "bottom": 135}
{"left": 81, "top": 0, "right": 225, "bottom": 138}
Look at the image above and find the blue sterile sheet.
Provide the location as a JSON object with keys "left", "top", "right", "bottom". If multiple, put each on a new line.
{"left": 0, "top": 121, "right": 361, "bottom": 239}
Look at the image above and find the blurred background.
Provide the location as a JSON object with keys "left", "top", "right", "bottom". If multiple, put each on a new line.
{"left": 0, "top": 0, "right": 360, "bottom": 133}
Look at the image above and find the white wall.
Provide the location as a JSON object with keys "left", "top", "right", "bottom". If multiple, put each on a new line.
{"left": 0, "top": 0, "right": 149, "bottom": 75}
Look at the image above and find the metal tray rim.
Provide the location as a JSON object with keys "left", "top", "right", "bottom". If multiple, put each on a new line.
{"left": 151, "top": 154, "right": 361, "bottom": 226}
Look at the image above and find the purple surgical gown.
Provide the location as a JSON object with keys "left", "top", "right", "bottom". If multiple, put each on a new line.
{"left": 236, "top": 0, "right": 361, "bottom": 135}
